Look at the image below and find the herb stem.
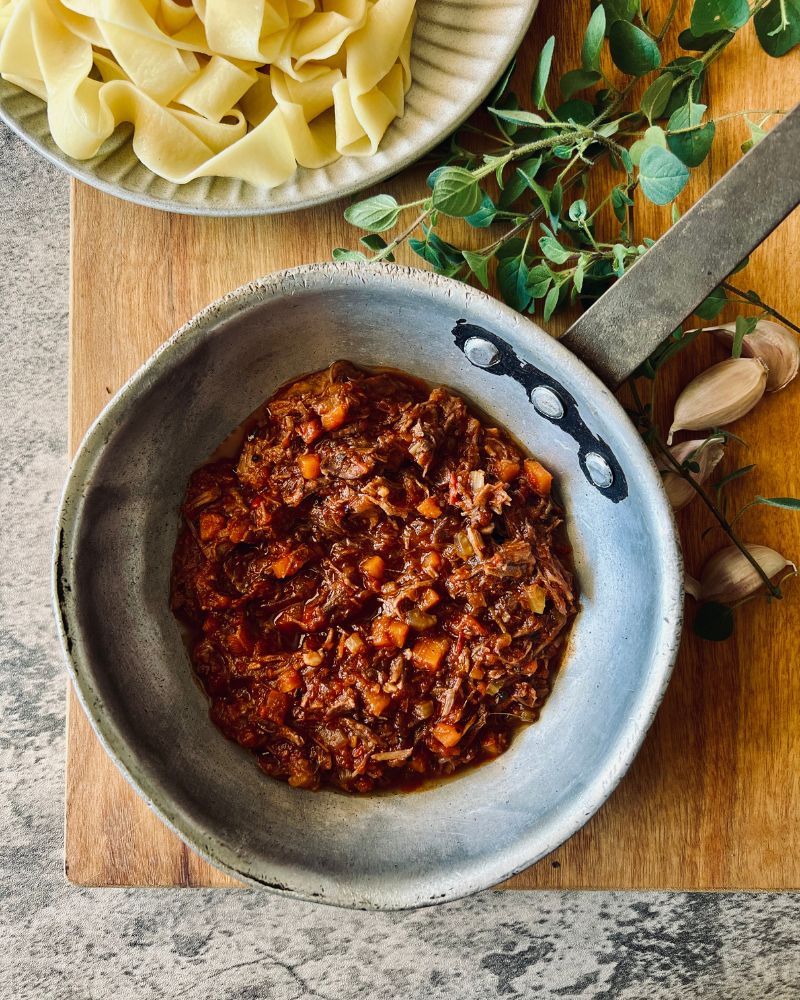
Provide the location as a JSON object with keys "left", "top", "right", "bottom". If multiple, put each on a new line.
{"left": 656, "top": 0, "right": 681, "bottom": 40}
{"left": 627, "top": 380, "right": 782, "bottom": 599}
{"left": 374, "top": 206, "right": 431, "bottom": 262}
{"left": 721, "top": 283, "right": 800, "bottom": 335}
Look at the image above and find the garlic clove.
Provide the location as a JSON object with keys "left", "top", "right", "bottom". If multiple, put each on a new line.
{"left": 699, "top": 543, "right": 796, "bottom": 604}
{"left": 709, "top": 320, "right": 800, "bottom": 392}
{"left": 684, "top": 573, "right": 702, "bottom": 600}
{"left": 658, "top": 435, "right": 725, "bottom": 510}
{"left": 667, "top": 357, "right": 768, "bottom": 444}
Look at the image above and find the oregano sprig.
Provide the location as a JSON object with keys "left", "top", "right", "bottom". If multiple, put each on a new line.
{"left": 333, "top": 0, "right": 800, "bottom": 642}
{"left": 336, "top": 0, "right": 797, "bottom": 317}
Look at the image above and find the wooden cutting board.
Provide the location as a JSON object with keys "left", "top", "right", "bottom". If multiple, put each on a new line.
{"left": 66, "top": 0, "right": 800, "bottom": 889}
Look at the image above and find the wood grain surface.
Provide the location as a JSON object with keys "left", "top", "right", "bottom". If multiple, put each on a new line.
{"left": 66, "top": 0, "right": 800, "bottom": 889}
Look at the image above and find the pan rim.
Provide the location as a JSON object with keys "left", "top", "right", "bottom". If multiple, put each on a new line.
{"left": 53, "top": 261, "right": 684, "bottom": 908}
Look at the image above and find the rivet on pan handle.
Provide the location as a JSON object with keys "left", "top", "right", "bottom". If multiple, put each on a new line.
{"left": 561, "top": 103, "right": 800, "bottom": 389}
{"left": 453, "top": 321, "right": 629, "bottom": 503}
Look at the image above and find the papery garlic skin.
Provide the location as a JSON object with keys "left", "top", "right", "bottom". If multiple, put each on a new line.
{"left": 710, "top": 320, "right": 800, "bottom": 392}
{"left": 699, "top": 543, "right": 796, "bottom": 604}
{"left": 659, "top": 436, "right": 725, "bottom": 510}
{"left": 668, "top": 357, "right": 768, "bottom": 444}
{"left": 684, "top": 573, "right": 702, "bottom": 600}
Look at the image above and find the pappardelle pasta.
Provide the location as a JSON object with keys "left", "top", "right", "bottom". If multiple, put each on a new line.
{"left": 0, "top": 0, "right": 417, "bottom": 187}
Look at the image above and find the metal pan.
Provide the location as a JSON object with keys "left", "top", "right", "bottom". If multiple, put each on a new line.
{"left": 54, "top": 106, "right": 800, "bottom": 909}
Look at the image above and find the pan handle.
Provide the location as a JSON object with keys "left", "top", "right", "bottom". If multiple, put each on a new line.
{"left": 560, "top": 102, "right": 800, "bottom": 389}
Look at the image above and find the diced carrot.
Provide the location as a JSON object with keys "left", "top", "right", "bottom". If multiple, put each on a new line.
{"left": 524, "top": 459, "right": 553, "bottom": 496}
{"left": 497, "top": 459, "right": 521, "bottom": 482}
{"left": 298, "top": 418, "right": 322, "bottom": 444}
{"left": 412, "top": 636, "right": 450, "bottom": 672}
{"left": 227, "top": 519, "right": 251, "bottom": 544}
{"left": 226, "top": 616, "right": 254, "bottom": 656}
{"left": 431, "top": 722, "right": 462, "bottom": 748}
{"left": 456, "top": 613, "right": 488, "bottom": 637}
{"left": 258, "top": 689, "right": 291, "bottom": 725}
{"left": 272, "top": 550, "right": 307, "bottom": 579}
{"left": 421, "top": 552, "right": 442, "bottom": 576}
{"left": 276, "top": 668, "right": 303, "bottom": 693}
{"left": 319, "top": 401, "right": 349, "bottom": 431}
{"left": 416, "top": 497, "right": 442, "bottom": 519}
{"left": 419, "top": 587, "right": 440, "bottom": 610}
{"left": 362, "top": 686, "right": 391, "bottom": 717}
{"left": 361, "top": 555, "right": 385, "bottom": 579}
{"left": 297, "top": 453, "right": 321, "bottom": 480}
{"left": 198, "top": 512, "right": 225, "bottom": 541}
{"left": 371, "top": 616, "right": 409, "bottom": 648}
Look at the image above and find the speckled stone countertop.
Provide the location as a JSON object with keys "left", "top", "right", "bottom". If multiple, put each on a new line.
{"left": 1, "top": 124, "right": 798, "bottom": 999}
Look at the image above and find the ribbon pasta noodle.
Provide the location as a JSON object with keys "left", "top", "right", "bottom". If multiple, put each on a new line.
{"left": 0, "top": 0, "right": 416, "bottom": 187}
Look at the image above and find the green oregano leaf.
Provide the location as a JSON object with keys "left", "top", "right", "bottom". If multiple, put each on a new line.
{"left": 751, "top": 496, "right": 800, "bottom": 511}
{"left": 609, "top": 20, "right": 662, "bottom": 75}
{"left": 666, "top": 102, "right": 716, "bottom": 166}
{"left": 359, "top": 234, "right": 395, "bottom": 261}
{"left": 497, "top": 254, "right": 532, "bottom": 311}
{"left": 732, "top": 315, "right": 758, "bottom": 357}
{"left": 426, "top": 165, "right": 447, "bottom": 189}
{"left": 465, "top": 192, "right": 497, "bottom": 228}
{"left": 600, "top": 0, "right": 639, "bottom": 28}
{"left": 526, "top": 264, "right": 553, "bottom": 299}
{"left": 640, "top": 74, "right": 674, "bottom": 122}
{"left": 714, "top": 465, "right": 755, "bottom": 493}
{"left": 560, "top": 68, "right": 602, "bottom": 99}
{"left": 490, "top": 58, "right": 517, "bottom": 105}
{"left": 612, "top": 243, "right": 628, "bottom": 277}
{"left": 344, "top": 194, "right": 401, "bottom": 233}
{"left": 532, "top": 36, "right": 556, "bottom": 108}
{"left": 754, "top": 0, "right": 800, "bottom": 56}
{"left": 638, "top": 145, "right": 690, "bottom": 204}
{"left": 611, "top": 185, "right": 633, "bottom": 222}
{"left": 498, "top": 157, "right": 541, "bottom": 209}
{"left": 462, "top": 250, "right": 490, "bottom": 289}
{"left": 574, "top": 255, "right": 587, "bottom": 293}
{"left": 568, "top": 199, "right": 589, "bottom": 222}
{"left": 555, "top": 98, "right": 596, "bottom": 124}
{"left": 543, "top": 284, "right": 560, "bottom": 321}
{"left": 431, "top": 167, "right": 484, "bottom": 217}
{"left": 694, "top": 285, "right": 728, "bottom": 319}
{"left": 663, "top": 56, "right": 707, "bottom": 116}
{"left": 488, "top": 107, "right": 548, "bottom": 127}
{"left": 332, "top": 248, "right": 368, "bottom": 262}
{"left": 741, "top": 116, "right": 769, "bottom": 152}
{"left": 582, "top": 4, "right": 607, "bottom": 69}
{"left": 630, "top": 124, "right": 667, "bottom": 166}
{"left": 690, "top": 0, "right": 749, "bottom": 35}
{"left": 539, "top": 234, "right": 573, "bottom": 264}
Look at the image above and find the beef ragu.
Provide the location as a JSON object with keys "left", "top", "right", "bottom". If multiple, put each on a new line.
{"left": 171, "top": 362, "right": 578, "bottom": 792}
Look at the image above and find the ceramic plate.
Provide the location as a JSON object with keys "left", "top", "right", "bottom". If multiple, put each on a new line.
{"left": 0, "top": 1, "right": 539, "bottom": 216}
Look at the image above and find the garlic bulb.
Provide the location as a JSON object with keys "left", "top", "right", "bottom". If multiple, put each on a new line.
{"left": 710, "top": 320, "right": 799, "bottom": 392}
{"left": 667, "top": 357, "right": 768, "bottom": 444}
{"left": 699, "top": 544, "right": 796, "bottom": 604}
{"left": 659, "top": 436, "right": 725, "bottom": 510}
